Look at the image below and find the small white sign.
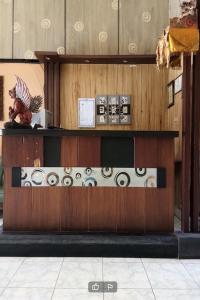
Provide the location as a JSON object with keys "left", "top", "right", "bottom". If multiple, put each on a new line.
{"left": 174, "top": 74, "right": 182, "bottom": 95}
{"left": 78, "top": 98, "right": 95, "bottom": 128}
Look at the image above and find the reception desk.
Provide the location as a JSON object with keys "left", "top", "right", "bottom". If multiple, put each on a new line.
{"left": 1, "top": 129, "right": 178, "bottom": 233}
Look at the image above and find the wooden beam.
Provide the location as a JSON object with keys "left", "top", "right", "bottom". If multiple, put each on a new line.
{"left": 181, "top": 55, "right": 192, "bottom": 232}
{"left": 44, "top": 62, "right": 60, "bottom": 127}
{"left": 190, "top": 0, "right": 200, "bottom": 232}
{"left": 35, "top": 51, "right": 156, "bottom": 65}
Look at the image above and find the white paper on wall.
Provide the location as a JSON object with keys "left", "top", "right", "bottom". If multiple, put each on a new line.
{"left": 78, "top": 98, "right": 95, "bottom": 128}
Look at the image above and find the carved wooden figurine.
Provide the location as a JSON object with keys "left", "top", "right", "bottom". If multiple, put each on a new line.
{"left": 5, "top": 76, "right": 43, "bottom": 129}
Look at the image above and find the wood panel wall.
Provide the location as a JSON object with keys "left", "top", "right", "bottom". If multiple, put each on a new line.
{"left": 13, "top": 0, "right": 65, "bottom": 59}
{"left": 119, "top": 0, "right": 169, "bottom": 54}
{"left": 60, "top": 64, "right": 168, "bottom": 131}
{"left": 165, "top": 67, "right": 183, "bottom": 161}
{"left": 0, "top": 0, "right": 13, "bottom": 58}
{"left": 0, "top": 0, "right": 169, "bottom": 59}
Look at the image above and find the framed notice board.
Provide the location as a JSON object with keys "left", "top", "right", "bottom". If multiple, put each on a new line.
{"left": 78, "top": 98, "right": 95, "bottom": 128}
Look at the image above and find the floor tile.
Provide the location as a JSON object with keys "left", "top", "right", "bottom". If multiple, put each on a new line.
{"left": 103, "top": 262, "right": 150, "bottom": 288}
{"left": 142, "top": 258, "right": 179, "bottom": 264}
{"left": 103, "top": 257, "right": 141, "bottom": 263}
{"left": 181, "top": 259, "right": 200, "bottom": 264}
{"left": 0, "top": 289, "right": 4, "bottom": 297}
{"left": 8, "top": 261, "right": 62, "bottom": 288}
{"left": 0, "top": 288, "right": 53, "bottom": 300}
{"left": 183, "top": 263, "right": 200, "bottom": 286}
{"left": 0, "top": 257, "right": 24, "bottom": 263}
{"left": 154, "top": 289, "right": 200, "bottom": 300}
{"left": 144, "top": 263, "right": 199, "bottom": 289}
{"left": 52, "top": 289, "right": 103, "bottom": 300}
{"left": 104, "top": 289, "right": 155, "bottom": 300}
{"left": 64, "top": 257, "right": 102, "bottom": 263}
{"left": 24, "top": 257, "right": 63, "bottom": 263}
{"left": 56, "top": 262, "right": 102, "bottom": 289}
{"left": 0, "top": 261, "right": 22, "bottom": 288}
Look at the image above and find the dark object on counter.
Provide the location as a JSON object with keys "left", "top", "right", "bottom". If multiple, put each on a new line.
{"left": 4, "top": 120, "right": 32, "bottom": 129}
{"left": 33, "top": 124, "right": 43, "bottom": 129}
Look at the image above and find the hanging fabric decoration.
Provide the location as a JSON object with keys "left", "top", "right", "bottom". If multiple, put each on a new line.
{"left": 156, "top": 0, "right": 199, "bottom": 69}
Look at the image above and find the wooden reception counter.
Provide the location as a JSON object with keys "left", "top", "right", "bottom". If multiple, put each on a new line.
{"left": 1, "top": 129, "right": 178, "bottom": 233}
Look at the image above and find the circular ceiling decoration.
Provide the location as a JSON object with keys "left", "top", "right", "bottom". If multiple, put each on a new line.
{"left": 24, "top": 50, "right": 34, "bottom": 59}
{"left": 41, "top": 18, "right": 51, "bottom": 29}
{"left": 142, "top": 11, "right": 152, "bottom": 23}
{"left": 99, "top": 31, "right": 108, "bottom": 42}
{"left": 112, "top": 0, "right": 121, "bottom": 10}
{"left": 57, "top": 47, "right": 65, "bottom": 55}
{"left": 128, "top": 42, "right": 137, "bottom": 54}
{"left": 14, "top": 22, "right": 21, "bottom": 34}
{"left": 73, "top": 21, "right": 84, "bottom": 32}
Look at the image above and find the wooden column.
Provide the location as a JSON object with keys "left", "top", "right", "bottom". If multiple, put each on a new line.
{"left": 190, "top": 52, "right": 200, "bottom": 232}
{"left": 44, "top": 61, "right": 60, "bottom": 127}
{"left": 181, "top": 55, "right": 192, "bottom": 232}
{"left": 190, "top": 0, "right": 200, "bottom": 232}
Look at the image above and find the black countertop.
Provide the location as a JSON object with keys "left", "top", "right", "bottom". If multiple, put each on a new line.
{"left": 0, "top": 128, "right": 179, "bottom": 138}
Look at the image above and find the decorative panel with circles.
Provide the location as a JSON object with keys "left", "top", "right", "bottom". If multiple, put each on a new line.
{"left": 18, "top": 167, "right": 166, "bottom": 188}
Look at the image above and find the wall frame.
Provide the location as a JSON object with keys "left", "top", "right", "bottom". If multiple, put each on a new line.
{"left": 174, "top": 74, "right": 183, "bottom": 95}
{"left": 78, "top": 98, "right": 96, "bottom": 128}
{"left": 167, "top": 80, "right": 175, "bottom": 108}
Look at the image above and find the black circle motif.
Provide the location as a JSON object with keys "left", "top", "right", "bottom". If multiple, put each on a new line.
{"left": 64, "top": 167, "right": 72, "bottom": 174}
{"left": 135, "top": 168, "right": 147, "bottom": 177}
{"left": 101, "top": 167, "right": 113, "bottom": 178}
{"left": 46, "top": 172, "right": 59, "bottom": 186}
{"left": 23, "top": 181, "right": 32, "bottom": 186}
{"left": 75, "top": 173, "right": 81, "bottom": 179}
{"left": 115, "top": 172, "right": 130, "bottom": 187}
{"left": 62, "top": 175, "right": 73, "bottom": 187}
{"left": 21, "top": 169, "right": 27, "bottom": 180}
{"left": 84, "top": 168, "right": 92, "bottom": 176}
{"left": 83, "top": 177, "right": 97, "bottom": 187}
{"left": 31, "top": 169, "right": 45, "bottom": 185}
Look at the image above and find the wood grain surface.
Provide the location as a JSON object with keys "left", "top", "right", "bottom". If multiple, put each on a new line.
{"left": 3, "top": 135, "right": 174, "bottom": 233}
{"left": 135, "top": 137, "right": 174, "bottom": 232}
{"left": 60, "top": 64, "right": 168, "bottom": 131}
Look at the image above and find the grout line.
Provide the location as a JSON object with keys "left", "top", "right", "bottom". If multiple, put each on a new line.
{"left": 50, "top": 257, "right": 64, "bottom": 300}
{"left": 141, "top": 260, "right": 157, "bottom": 300}
{"left": 181, "top": 262, "right": 200, "bottom": 289}
{"left": 0, "top": 287, "right": 5, "bottom": 297}
{"left": 4, "top": 257, "right": 26, "bottom": 289}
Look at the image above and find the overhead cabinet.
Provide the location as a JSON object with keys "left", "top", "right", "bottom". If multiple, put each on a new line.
{"left": 13, "top": 0, "right": 65, "bottom": 59}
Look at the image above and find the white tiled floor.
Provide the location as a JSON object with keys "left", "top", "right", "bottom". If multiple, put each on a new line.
{"left": 0, "top": 215, "right": 195, "bottom": 300}
{"left": 0, "top": 257, "right": 199, "bottom": 299}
